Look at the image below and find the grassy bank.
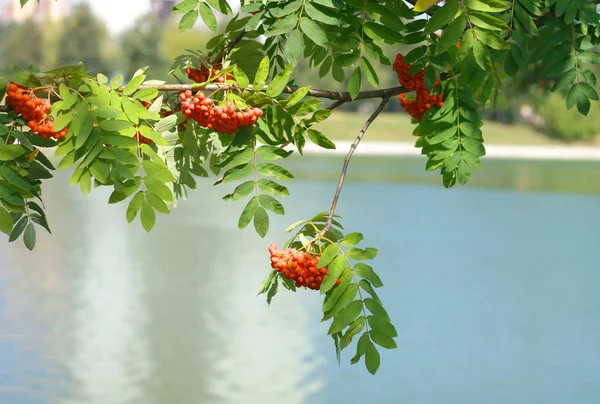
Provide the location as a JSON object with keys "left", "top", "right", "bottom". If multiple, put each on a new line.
{"left": 314, "top": 112, "right": 600, "bottom": 146}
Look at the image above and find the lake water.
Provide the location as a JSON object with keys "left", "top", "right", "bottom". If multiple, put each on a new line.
{"left": 1, "top": 155, "right": 600, "bottom": 404}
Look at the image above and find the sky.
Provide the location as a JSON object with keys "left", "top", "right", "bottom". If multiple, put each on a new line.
{"left": 78, "top": 0, "right": 151, "bottom": 34}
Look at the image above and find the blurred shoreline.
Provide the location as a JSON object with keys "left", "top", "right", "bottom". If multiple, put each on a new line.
{"left": 300, "top": 141, "right": 600, "bottom": 161}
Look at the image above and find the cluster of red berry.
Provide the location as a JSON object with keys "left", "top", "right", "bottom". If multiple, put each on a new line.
{"left": 269, "top": 244, "right": 340, "bottom": 290}
{"left": 6, "top": 83, "right": 67, "bottom": 139}
{"left": 186, "top": 63, "right": 230, "bottom": 84}
{"left": 393, "top": 54, "right": 444, "bottom": 120}
{"left": 179, "top": 90, "right": 263, "bottom": 135}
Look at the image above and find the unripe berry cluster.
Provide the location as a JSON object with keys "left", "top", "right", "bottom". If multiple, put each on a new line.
{"left": 269, "top": 244, "right": 340, "bottom": 290}
{"left": 186, "top": 63, "right": 230, "bottom": 84}
{"left": 393, "top": 54, "right": 444, "bottom": 120}
{"left": 179, "top": 90, "right": 263, "bottom": 135}
{"left": 6, "top": 83, "right": 67, "bottom": 139}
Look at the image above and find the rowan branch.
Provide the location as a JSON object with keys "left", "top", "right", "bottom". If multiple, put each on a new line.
{"left": 318, "top": 92, "right": 392, "bottom": 238}
{"left": 133, "top": 83, "right": 408, "bottom": 101}
{"left": 0, "top": 82, "right": 406, "bottom": 113}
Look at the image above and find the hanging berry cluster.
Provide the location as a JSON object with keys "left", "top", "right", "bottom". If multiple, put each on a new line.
{"left": 6, "top": 83, "right": 67, "bottom": 139}
{"left": 186, "top": 63, "right": 230, "bottom": 84}
{"left": 179, "top": 90, "right": 263, "bottom": 135}
{"left": 269, "top": 244, "right": 339, "bottom": 290}
{"left": 393, "top": 54, "right": 444, "bottom": 120}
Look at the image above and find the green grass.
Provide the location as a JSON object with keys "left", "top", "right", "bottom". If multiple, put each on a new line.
{"left": 314, "top": 112, "right": 599, "bottom": 146}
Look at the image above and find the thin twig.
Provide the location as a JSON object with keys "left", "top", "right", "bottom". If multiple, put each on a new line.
{"left": 318, "top": 93, "right": 392, "bottom": 238}
{"left": 212, "top": 28, "right": 247, "bottom": 64}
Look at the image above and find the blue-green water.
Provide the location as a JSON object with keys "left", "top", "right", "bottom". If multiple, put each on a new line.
{"left": 1, "top": 156, "right": 600, "bottom": 403}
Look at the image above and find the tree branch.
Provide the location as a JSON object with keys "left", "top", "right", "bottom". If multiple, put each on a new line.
{"left": 318, "top": 93, "right": 392, "bottom": 238}
{"left": 134, "top": 83, "right": 408, "bottom": 101}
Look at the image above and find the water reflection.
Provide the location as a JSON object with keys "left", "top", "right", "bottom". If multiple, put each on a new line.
{"left": 1, "top": 175, "right": 326, "bottom": 403}
{"left": 1, "top": 156, "right": 600, "bottom": 403}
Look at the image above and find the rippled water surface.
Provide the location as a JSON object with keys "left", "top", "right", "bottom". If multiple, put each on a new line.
{"left": 1, "top": 156, "right": 600, "bottom": 403}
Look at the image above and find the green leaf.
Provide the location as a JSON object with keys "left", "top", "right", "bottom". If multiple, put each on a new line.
{"left": 355, "top": 263, "right": 383, "bottom": 287}
{"left": 552, "top": 68, "right": 577, "bottom": 92}
{"left": 0, "top": 183, "right": 24, "bottom": 206}
{"left": 256, "top": 163, "right": 294, "bottom": 181}
{"left": 318, "top": 243, "right": 340, "bottom": 268}
{"left": 340, "top": 316, "right": 366, "bottom": 350}
{"left": 328, "top": 300, "right": 363, "bottom": 334}
{"left": 0, "top": 145, "right": 27, "bottom": 161}
{"left": 463, "top": 0, "right": 510, "bottom": 12}
{"left": 370, "top": 329, "right": 397, "bottom": 349}
{"left": 146, "top": 192, "right": 169, "bottom": 214}
{"left": 217, "top": 163, "right": 253, "bottom": 183}
{"left": 99, "top": 119, "right": 134, "bottom": 132}
{"left": 475, "top": 28, "right": 509, "bottom": 50}
{"left": 307, "top": 129, "right": 336, "bottom": 149}
{"left": 8, "top": 217, "right": 27, "bottom": 242}
{"left": 238, "top": 196, "right": 259, "bottom": 229}
{"left": 23, "top": 222, "right": 36, "bottom": 251}
{"left": 578, "top": 51, "right": 600, "bottom": 64}
{"left": 0, "top": 206, "right": 13, "bottom": 235}
{"left": 253, "top": 56, "right": 270, "bottom": 89}
{"left": 473, "top": 41, "right": 491, "bottom": 71}
{"left": 121, "top": 97, "right": 139, "bottom": 125}
{"left": 339, "top": 232, "right": 364, "bottom": 247}
{"left": 457, "top": 159, "right": 472, "bottom": 184}
{"left": 256, "top": 146, "right": 292, "bottom": 160}
{"left": 143, "top": 160, "right": 176, "bottom": 182}
{"left": 368, "top": 316, "right": 398, "bottom": 338}
{"left": 199, "top": 2, "right": 217, "bottom": 31}
{"left": 286, "top": 86, "right": 311, "bottom": 107}
{"left": 144, "top": 178, "right": 174, "bottom": 202}
{"left": 173, "top": 0, "right": 199, "bottom": 13}
{"left": 300, "top": 17, "right": 329, "bottom": 48}
{"left": 360, "top": 279, "right": 382, "bottom": 303}
{"left": 468, "top": 11, "right": 510, "bottom": 30}
{"left": 0, "top": 166, "right": 32, "bottom": 190}
{"left": 267, "top": 64, "right": 293, "bottom": 97}
{"left": 253, "top": 206, "right": 269, "bottom": 237}
{"left": 80, "top": 171, "right": 92, "bottom": 196}
{"left": 285, "top": 30, "right": 305, "bottom": 66}
{"left": 437, "top": 14, "right": 466, "bottom": 54}
{"left": 223, "top": 181, "right": 255, "bottom": 201}
{"left": 258, "top": 194, "right": 285, "bottom": 214}
{"left": 179, "top": 8, "right": 199, "bottom": 32}
{"left": 348, "top": 66, "right": 362, "bottom": 100}
{"left": 320, "top": 254, "right": 346, "bottom": 294}
{"left": 425, "top": 0, "right": 460, "bottom": 34}
{"left": 305, "top": 2, "right": 340, "bottom": 25}
{"left": 365, "top": 341, "right": 380, "bottom": 375}
{"left": 140, "top": 201, "right": 156, "bottom": 232}
{"left": 288, "top": 98, "right": 323, "bottom": 116}
{"left": 205, "top": 0, "right": 232, "bottom": 14}
{"left": 257, "top": 179, "right": 289, "bottom": 197}
{"left": 232, "top": 65, "right": 249, "bottom": 88}
{"left": 363, "top": 22, "right": 404, "bottom": 44}
{"left": 123, "top": 74, "right": 146, "bottom": 96}
{"left": 360, "top": 57, "right": 380, "bottom": 88}
{"left": 323, "top": 278, "right": 356, "bottom": 314}
{"left": 126, "top": 191, "right": 145, "bottom": 223}
{"left": 365, "top": 297, "right": 390, "bottom": 321}
{"left": 347, "top": 247, "right": 378, "bottom": 260}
